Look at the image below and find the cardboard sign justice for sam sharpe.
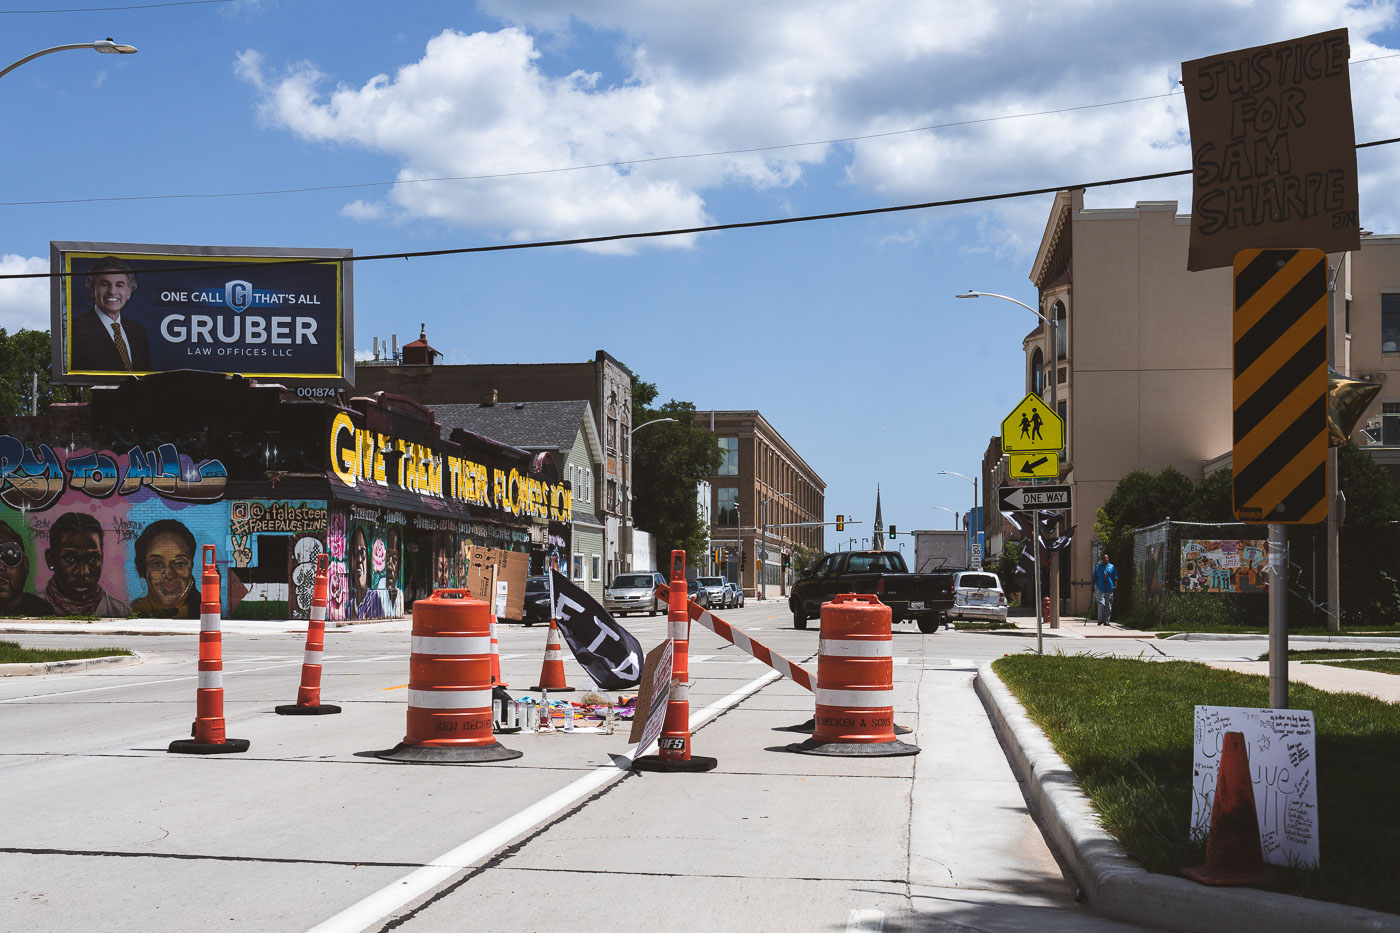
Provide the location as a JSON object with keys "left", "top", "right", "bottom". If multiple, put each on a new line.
{"left": 1182, "top": 28, "right": 1360, "bottom": 271}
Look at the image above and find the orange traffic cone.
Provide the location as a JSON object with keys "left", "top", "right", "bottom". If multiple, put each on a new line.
{"left": 530, "top": 619, "right": 575, "bottom": 693}
{"left": 634, "top": 550, "right": 716, "bottom": 773}
{"left": 277, "top": 553, "right": 341, "bottom": 715}
{"left": 169, "top": 546, "right": 250, "bottom": 755}
{"left": 1183, "top": 732, "right": 1272, "bottom": 886}
{"left": 490, "top": 612, "right": 508, "bottom": 688}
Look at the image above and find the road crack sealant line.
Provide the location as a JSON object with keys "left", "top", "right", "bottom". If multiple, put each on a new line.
{"left": 306, "top": 667, "right": 788, "bottom": 933}
{"left": 0, "top": 846, "right": 423, "bottom": 869}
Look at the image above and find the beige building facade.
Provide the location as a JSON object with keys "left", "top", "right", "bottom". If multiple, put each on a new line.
{"left": 1016, "top": 190, "right": 1400, "bottom": 615}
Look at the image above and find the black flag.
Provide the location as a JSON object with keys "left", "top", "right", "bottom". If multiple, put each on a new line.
{"left": 549, "top": 570, "right": 643, "bottom": 690}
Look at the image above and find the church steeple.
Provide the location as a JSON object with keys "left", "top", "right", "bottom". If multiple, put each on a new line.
{"left": 873, "top": 485, "right": 885, "bottom": 550}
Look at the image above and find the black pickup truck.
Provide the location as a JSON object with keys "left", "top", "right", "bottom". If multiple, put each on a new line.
{"left": 788, "top": 550, "right": 957, "bottom": 633}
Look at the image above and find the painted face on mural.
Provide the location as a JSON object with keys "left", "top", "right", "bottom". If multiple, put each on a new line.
{"left": 0, "top": 523, "right": 30, "bottom": 607}
{"left": 47, "top": 528, "right": 104, "bottom": 600}
{"left": 385, "top": 527, "right": 400, "bottom": 591}
{"left": 349, "top": 527, "right": 370, "bottom": 593}
{"left": 143, "top": 532, "right": 194, "bottom": 610}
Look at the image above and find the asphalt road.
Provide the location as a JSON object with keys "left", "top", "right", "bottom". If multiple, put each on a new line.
{"left": 0, "top": 603, "right": 1267, "bottom": 933}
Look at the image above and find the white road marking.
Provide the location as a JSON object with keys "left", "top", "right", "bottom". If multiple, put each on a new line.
{"left": 847, "top": 908, "right": 884, "bottom": 931}
{"left": 305, "top": 668, "right": 782, "bottom": 933}
{"left": 0, "top": 660, "right": 303, "bottom": 703}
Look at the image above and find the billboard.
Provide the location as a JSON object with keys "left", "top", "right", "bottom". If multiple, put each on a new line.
{"left": 50, "top": 241, "right": 353, "bottom": 389}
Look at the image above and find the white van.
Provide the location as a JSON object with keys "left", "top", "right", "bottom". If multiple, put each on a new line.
{"left": 947, "top": 571, "right": 1008, "bottom": 623}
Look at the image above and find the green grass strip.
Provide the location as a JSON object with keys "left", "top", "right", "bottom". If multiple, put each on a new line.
{"left": 1258, "top": 649, "right": 1400, "bottom": 661}
{"left": 0, "top": 640, "right": 132, "bottom": 664}
{"left": 991, "top": 654, "right": 1400, "bottom": 914}
{"left": 1313, "top": 659, "right": 1400, "bottom": 675}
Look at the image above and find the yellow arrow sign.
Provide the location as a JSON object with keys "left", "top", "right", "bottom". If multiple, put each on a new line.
{"left": 1000, "top": 393, "right": 1064, "bottom": 453}
{"left": 1009, "top": 452, "right": 1060, "bottom": 480}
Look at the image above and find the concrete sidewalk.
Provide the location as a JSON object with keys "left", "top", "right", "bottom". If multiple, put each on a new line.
{"left": 1206, "top": 659, "right": 1400, "bottom": 703}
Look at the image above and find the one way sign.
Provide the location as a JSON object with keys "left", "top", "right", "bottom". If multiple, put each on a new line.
{"left": 999, "top": 484, "right": 1072, "bottom": 512}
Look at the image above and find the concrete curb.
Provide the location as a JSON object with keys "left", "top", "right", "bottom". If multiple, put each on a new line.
{"left": 0, "top": 653, "right": 141, "bottom": 677}
{"left": 974, "top": 661, "right": 1400, "bottom": 933}
{"left": 1165, "top": 633, "right": 1400, "bottom": 644}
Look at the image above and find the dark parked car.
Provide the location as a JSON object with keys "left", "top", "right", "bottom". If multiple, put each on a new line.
{"left": 695, "top": 576, "right": 728, "bottom": 609}
{"left": 523, "top": 575, "right": 551, "bottom": 626}
{"left": 724, "top": 581, "right": 744, "bottom": 608}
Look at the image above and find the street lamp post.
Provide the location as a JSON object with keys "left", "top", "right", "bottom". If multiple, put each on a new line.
{"left": 623, "top": 416, "right": 677, "bottom": 572}
{"left": 931, "top": 506, "right": 959, "bottom": 529}
{"left": 938, "top": 470, "right": 980, "bottom": 570}
{"left": 957, "top": 290, "right": 1059, "bottom": 632}
{"left": 758, "top": 490, "right": 792, "bottom": 600}
{"left": 1, "top": 39, "right": 138, "bottom": 80}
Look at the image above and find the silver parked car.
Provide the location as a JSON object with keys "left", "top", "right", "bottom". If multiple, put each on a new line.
{"left": 604, "top": 571, "right": 666, "bottom": 617}
{"left": 695, "top": 576, "right": 728, "bottom": 609}
{"left": 947, "top": 571, "right": 1008, "bottom": 623}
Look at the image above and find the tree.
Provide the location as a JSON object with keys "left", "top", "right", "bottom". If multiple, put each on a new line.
{"left": 1095, "top": 466, "right": 1195, "bottom": 616}
{"left": 0, "top": 328, "right": 88, "bottom": 416}
{"left": 1338, "top": 441, "right": 1400, "bottom": 624}
{"left": 630, "top": 377, "right": 723, "bottom": 567}
{"left": 1185, "top": 467, "right": 1235, "bottom": 522}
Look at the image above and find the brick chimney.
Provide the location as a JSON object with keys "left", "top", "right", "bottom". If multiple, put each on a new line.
{"left": 483, "top": 389, "right": 498, "bottom": 407}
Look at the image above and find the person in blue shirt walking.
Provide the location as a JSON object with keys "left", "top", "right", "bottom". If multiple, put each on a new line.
{"left": 1091, "top": 553, "right": 1117, "bottom": 626}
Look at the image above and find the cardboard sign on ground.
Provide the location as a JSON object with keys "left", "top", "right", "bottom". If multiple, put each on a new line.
{"left": 1181, "top": 28, "right": 1360, "bottom": 271}
{"left": 627, "top": 639, "right": 674, "bottom": 751}
{"left": 1192, "top": 705, "right": 1319, "bottom": 868}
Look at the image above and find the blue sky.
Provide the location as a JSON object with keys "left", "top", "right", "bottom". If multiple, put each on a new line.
{"left": 3, "top": 0, "right": 1400, "bottom": 549}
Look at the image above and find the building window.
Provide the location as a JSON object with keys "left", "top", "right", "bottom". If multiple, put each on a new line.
{"left": 717, "top": 437, "right": 738, "bottom": 475}
{"left": 717, "top": 487, "right": 738, "bottom": 526}
{"left": 573, "top": 554, "right": 584, "bottom": 579}
{"left": 607, "top": 479, "right": 618, "bottom": 510}
{"left": 591, "top": 555, "right": 601, "bottom": 581}
{"left": 1384, "top": 294, "right": 1400, "bottom": 353}
{"left": 1053, "top": 300, "right": 1067, "bottom": 361}
{"left": 1029, "top": 347, "right": 1044, "bottom": 398}
{"left": 1384, "top": 402, "right": 1400, "bottom": 445}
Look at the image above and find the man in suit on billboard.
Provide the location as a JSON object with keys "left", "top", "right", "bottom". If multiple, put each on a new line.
{"left": 70, "top": 256, "right": 151, "bottom": 372}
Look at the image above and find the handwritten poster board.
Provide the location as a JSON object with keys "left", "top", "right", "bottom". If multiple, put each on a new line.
{"left": 1192, "top": 705, "right": 1319, "bottom": 868}
{"left": 1181, "top": 29, "right": 1360, "bottom": 271}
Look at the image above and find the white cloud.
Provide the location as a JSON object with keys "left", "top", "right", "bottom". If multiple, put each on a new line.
{"left": 0, "top": 255, "right": 51, "bottom": 332}
{"left": 237, "top": 1, "right": 1400, "bottom": 254}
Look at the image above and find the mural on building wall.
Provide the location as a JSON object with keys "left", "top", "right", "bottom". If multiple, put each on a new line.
{"left": 228, "top": 499, "right": 328, "bottom": 619}
{"left": 326, "top": 505, "right": 404, "bottom": 622}
{"left": 1180, "top": 539, "right": 1269, "bottom": 594}
{"left": 0, "top": 436, "right": 231, "bottom": 618}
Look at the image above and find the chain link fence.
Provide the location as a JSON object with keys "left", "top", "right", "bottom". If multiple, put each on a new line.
{"left": 1130, "top": 518, "right": 1327, "bottom": 628}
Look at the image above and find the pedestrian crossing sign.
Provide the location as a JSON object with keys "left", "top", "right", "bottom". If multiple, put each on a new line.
{"left": 1000, "top": 393, "right": 1064, "bottom": 453}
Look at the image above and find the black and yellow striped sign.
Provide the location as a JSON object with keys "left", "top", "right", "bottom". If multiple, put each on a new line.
{"left": 1232, "top": 248, "right": 1329, "bottom": 524}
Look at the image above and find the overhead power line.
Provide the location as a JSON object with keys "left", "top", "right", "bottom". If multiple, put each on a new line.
{"left": 6, "top": 135, "right": 1397, "bottom": 283}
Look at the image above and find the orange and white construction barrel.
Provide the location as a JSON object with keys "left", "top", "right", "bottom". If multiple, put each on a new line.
{"left": 169, "top": 545, "right": 250, "bottom": 755}
{"left": 788, "top": 592, "right": 918, "bottom": 757}
{"left": 377, "top": 589, "right": 521, "bottom": 763}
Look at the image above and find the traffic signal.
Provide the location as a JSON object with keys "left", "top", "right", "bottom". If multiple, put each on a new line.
{"left": 836, "top": 514, "right": 845, "bottom": 531}
{"left": 889, "top": 525, "right": 897, "bottom": 538}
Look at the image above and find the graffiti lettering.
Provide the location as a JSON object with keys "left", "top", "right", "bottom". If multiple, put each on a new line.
{"left": 0, "top": 436, "right": 227, "bottom": 512}
{"left": 113, "top": 517, "right": 145, "bottom": 543}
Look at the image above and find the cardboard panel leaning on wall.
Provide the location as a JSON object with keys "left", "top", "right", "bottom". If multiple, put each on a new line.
{"left": 469, "top": 546, "right": 528, "bottom": 621}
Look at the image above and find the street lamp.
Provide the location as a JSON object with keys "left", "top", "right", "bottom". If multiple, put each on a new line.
{"left": 758, "top": 490, "right": 793, "bottom": 600}
{"left": 1, "top": 39, "right": 138, "bottom": 80}
{"left": 622, "top": 416, "right": 677, "bottom": 572}
{"left": 931, "top": 506, "right": 959, "bottom": 529}
{"left": 938, "top": 469, "right": 980, "bottom": 570}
